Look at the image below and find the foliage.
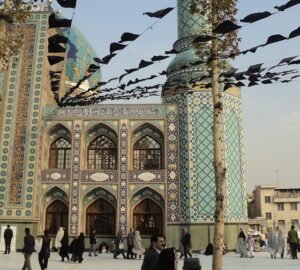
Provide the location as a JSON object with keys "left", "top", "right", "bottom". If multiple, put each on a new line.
{"left": 190, "top": 0, "right": 240, "bottom": 62}
{"left": 0, "top": 0, "right": 30, "bottom": 70}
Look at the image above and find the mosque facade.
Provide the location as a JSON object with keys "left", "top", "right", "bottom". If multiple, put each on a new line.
{"left": 0, "top": 0, "right": 247, "bottom": 250}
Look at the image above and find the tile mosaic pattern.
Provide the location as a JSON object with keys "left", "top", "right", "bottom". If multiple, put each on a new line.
{"left": 81, "top": 170, "right": 118, "bottom": 183}
{"left": 130, "top": 187, "right": 164, "bottom": 208}
{"left": 70, "top": 124, "right": 81, "bottom": 235}
{"left": 164, "top": 90, "right": 247, "bottom": 223}
{"left": 83, "top": 187, "right": 117, "bottom": 208}
{"left": 128, "top": 170, "right": 165, "bottom": 183}
{"left": 41, "top": 169, "right": 70, "bottom": 183}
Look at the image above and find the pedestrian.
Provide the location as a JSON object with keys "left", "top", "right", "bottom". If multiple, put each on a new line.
{"left": 246, "top": 233, "right": 255, "bottom": 258}
{"left": 113, "top": 230, "right": 126, "bottom": 259}
{"left": 132, "top": 230, "right": 144, "bottom": 259}
{"left": 21, "top": 228, "right": 35, "bottom": 270}
{"left": 126, "top": 228, "right": 135, "bottom": 259}
{"left": 69, "top": 237, "right": 78, "bottom": 262}
{"left": 3, "top": 224, "right": 13, "bottom": 254}
{"left": 287, "top": 225, "right": 299, "bottom": 259}
{"left": 54, "top": 227, "right": 64, "bottom": 251}
{"left": 236, "top": 228, "right": 248, "bottom": 258}
{"left": 156, "top": 247, "right": 178, "bottom": 270}
{"left": 182, "top": 228, "right": 192, "bottom": 259}
{"left": 59, "top": 228, "right": 69, "bottom": 262}
{"left": 76, "top": 232, "right": 85, "bottom": 263}
{"left": 278, "top": 230, "right": 285, "bottom": 259}
{"left": 99, "top": 241, "right": 109, "bottom": 253}
{"left": 268, "top": 228, "right": 278, "bottom": 258}
{"left": 89, "top": 228, "right": 97, "bottom": 256}
{"left": 38, "top": 230, "right": 51, "bottom": 270}
{"left": 178, "top": 228, "right": 184, "bottom": 259}
{"left": 204, "top": 243, "right": 213, "bottom": 255}
{"left": 141, "top": 234, "right": 165, "bottom": 270}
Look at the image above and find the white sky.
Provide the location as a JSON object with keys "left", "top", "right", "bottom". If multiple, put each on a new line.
{"left": 53, "top": 0, "right": 300, "bottom": 192}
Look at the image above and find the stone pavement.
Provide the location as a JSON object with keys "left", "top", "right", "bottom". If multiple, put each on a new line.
{"left": 1, "top": 251, "right": 300, "bottom": 270}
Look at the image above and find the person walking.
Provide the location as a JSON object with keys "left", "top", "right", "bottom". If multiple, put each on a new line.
{"left": 114, "top": 230, "right": 126, "bottom": 259}
{"left": 54, "top": 227, "right": 64, "bottom": 251}
{"left": 178, "top": 228, "right": 184, "bottom": 259}
{"left": 126, "top": 228, "right": 135, "bottom": 259}
{"left": 246, "top": 233, "right": 255, "bottom": 258}
{"left": 278, "top": 230, "right": 285, "bottom": 259}
{"left": 141, "top": 234, "right": 165, "bottom": 270}
{"left": 21, "top": 228, "right": 35, "bottom": 270}
{"left": 38, "top": 230, "right": 51, "bottom": 270}
{"left": 236, "top": 228, "right": 248, "bottom": 258}
{"left": 59, "top": 228, "right": 69, "bottom": 262}
{"left": 76, "top": 233, "right": 85, "bottom": 263}
{"left": 89, "top": 228, "right": 97, "bottom": 256}
{"left": 268, "top": 228, "right": 278, "bottom": 259}
{"left": 132, "top": 230, "right": 144, "bottom": 259}
{"left": 287, "top": 225, "right": 299, "bottom": 259}
{"left": 3, "top": 224, "right": 13, "bottom": 254}
{"left": 182, "top": 228, "right": 192, "bottom": 259}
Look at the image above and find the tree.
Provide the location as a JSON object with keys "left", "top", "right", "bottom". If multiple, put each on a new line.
{"left": 190, "top": 1, "right": 239, "bottom": 270}
{"left": 0, "top": 0, "right": 30, "bottom": 70}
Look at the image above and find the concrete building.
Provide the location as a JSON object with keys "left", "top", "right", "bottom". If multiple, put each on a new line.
{"left": 248, "top": 185, "right": 300, "bottom": 234}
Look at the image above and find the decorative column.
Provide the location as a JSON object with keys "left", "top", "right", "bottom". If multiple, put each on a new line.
{"left": 118, "top": 120, "right": 128, "bottom": 233}
{"left": 70, "top": 122, "right": 81, "bottom": 235}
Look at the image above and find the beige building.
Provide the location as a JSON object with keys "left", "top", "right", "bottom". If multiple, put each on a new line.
{"left": 248, "top": 185, "right": 300, "bottom": 234}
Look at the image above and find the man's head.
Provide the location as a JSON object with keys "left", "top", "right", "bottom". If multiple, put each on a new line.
{"left": 25, "top": 228, "right": 30, "bottom": 234}
{"left": 44, "top": 230, "right": 49, "bottom": 236}
{"left": 7, "top": 225, "right": 10, "bottom": 228}
{"left": 291, "top": 225, "right": 295, "bottom": 230}
{"left": 151, "top": 234, "right": 165, "bottom": 251}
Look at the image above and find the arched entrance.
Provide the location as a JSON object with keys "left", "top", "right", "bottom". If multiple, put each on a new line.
{"left": 133, "top": 198, "right": 163, "bottom": 235}
{"left": 45, "top": 200, "right": 68, "bottom": 234}
{"left": 86, "top": 198, "right": 116, "bottom": 235}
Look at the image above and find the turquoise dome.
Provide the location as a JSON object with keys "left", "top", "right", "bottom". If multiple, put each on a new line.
{"left": 62, "top": 26, "right": 101, "bottom": 89}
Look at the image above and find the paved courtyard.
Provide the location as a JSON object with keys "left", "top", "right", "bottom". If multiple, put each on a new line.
{"left": 1, "top": 251, "right": 300, "bottom": 270}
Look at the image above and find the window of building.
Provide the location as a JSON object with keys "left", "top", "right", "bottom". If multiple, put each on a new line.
{"left": 277, "top": 203, "right": 284, "bottom": 211}
{"left": 264, "top": 196, "right": 271, "bottom": 203}
{"left": 49, "top": 137, "right": 71, "bottom": 169}
{"left": 86, "top": 198, "right": 115, "bottom": 235}
{"left": 87, "top": 135, "right": 117, "bottom": 170}
{"left": 278, "top": 220, "right": 285, "bottom": 228}
{"left": 45, "top": 200, "right": 68, "bottom": 234}
{"left": 291, "top": 202, "right": 298, "bottom": 211}
{"left": 133, "top": 198, "right": 163, "bottom": 235}
{"left": 292, "top": 219, "right": 299, "bottom": 227}
{"left": 133, "top": 136, "right": 162, "bottom": 170}
{"left": 266, "top": 212, "right": 272, "bottom": 220}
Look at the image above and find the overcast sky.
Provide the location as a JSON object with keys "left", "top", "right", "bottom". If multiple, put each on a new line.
{"left": 54, "top": 0, "right": 300, "bottom": 192}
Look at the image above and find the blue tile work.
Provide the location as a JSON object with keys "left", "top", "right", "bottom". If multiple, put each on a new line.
{"left": 0, "top": 14, "right": 47, "bottom": 217}
{"left": 164, "top": 90, "right": 247, "bottom": 223}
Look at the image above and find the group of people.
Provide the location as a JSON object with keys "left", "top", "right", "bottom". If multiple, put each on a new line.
{"left": 236, "top": 225, "right": 300, "bottom": 260}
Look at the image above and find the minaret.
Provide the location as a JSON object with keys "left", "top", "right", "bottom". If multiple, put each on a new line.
{"left": 163, "top": 0, "right": 248, "bottom": 249}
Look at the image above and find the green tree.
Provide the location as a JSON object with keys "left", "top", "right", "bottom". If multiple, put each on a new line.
{"left": 190, "top": 1, "right": 239, "bottom": 270}
{"left": 0, "top": 0, "right": 30, "bottom": 70}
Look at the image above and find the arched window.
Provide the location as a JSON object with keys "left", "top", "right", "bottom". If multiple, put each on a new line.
{"left": 86, "top": 198, "right": 115, "bottom": 235}
{"left": 133, "top": 198, "right": 163, "bottom": 235}
{"left": 87, "top": 135, "right": 117, "bottom": 169}
{"left": 133, "top": 136, "right": 162, "bottom": 170}
{"left": 49, "top": 137, "right": 71, "bottom": 169}
{"left": 45, "top": 200, "right": 68, "bottom": 234}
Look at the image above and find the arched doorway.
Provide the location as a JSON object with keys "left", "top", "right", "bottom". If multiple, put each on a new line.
{"left": 86, "top": 198, "right": 116, "bottom": 235}
{"left": 45, "top": 200, "right": 68, "bottom": 234}
{"left": 133, "top": 198, "right": 163, "bottom": 235}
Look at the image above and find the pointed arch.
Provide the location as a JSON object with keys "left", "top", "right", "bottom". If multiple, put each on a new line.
{"left": 82, "top": 187, "right": 117, "bottom": 235}
{"left": 132, "top": 123, "right": 164, "bottom": 170}
{"left": 46, "top": 123, "right": 72, "bottom": 169}
{"left": 43, "top": 186, "right": 69, "bottom": 235}
{"left": 85, "top": 123, "right": 118, "bottom": 170}
{"left": 130, "top": 187, "right": 164, "bottom": 235}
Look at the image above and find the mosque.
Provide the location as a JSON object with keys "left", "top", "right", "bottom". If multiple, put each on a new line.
{"left": 0, "top": 0, "right": 247, "bottom": 250}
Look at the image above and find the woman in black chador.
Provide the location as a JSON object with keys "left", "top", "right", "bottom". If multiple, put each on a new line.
{"left": 75, "top": 233, "right": 85, "bottom": 263}
{"left": 59, "top": 228, "right": 69, "bottom": 262}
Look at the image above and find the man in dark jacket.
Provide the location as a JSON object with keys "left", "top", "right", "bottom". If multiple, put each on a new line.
{"left": 4, "top": 224, "right": 13, "bottom": 254}
{"left": 287, "top": 225, "right": 299, "bottom": 259}
{"left": 182, "top": 228, "right": 192, "bottom": 259}
{"left": 38, "top": 230, "right": 51, "bottom": 270}
{"left": 22, "top": 228, "right": 35, "bottom": 270}
{"left": 89, "top": 228, "right": 97, "bottom": 256}
{"left": 141, "top": 234, "right": 165, "bottom": 270}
